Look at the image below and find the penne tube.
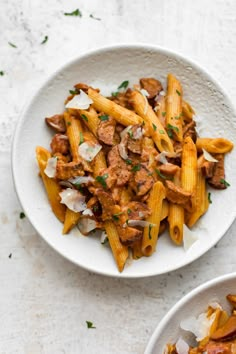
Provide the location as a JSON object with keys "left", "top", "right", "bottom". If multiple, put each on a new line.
{"left": 132, "top": 238, "right": 143, "bottom": 260}
{"left": 93, "top": 150, "right": 107, "bottom": 177}
{"left": 64, "top": 112, "right": 83, "bottom": 162}
{"left": 182, "top": 100, "right": 195, "bottom": 122}
{"left": 142, "top": 181, "right": 166, "bottom": 256}
{"left": 196, "top": 137, "right": 234, "bottom": 154}
{"left": 88, "top": 88, "right": 142, "bottom": 126}
{"left": 63, "top": 208, "right": 80, "bottom": 234}
{"left": 166, "top": 73, "right": 183, "bottom": 142}
{"left": 36, "top": 146, "right": 66, "bottom": 223}
{"left": 104, "top": 220, "right": 129, "bottom": 272}
{"left": 78, "top": 107, "right": 100, "bottom": 137}
{"left": 120, "top": 188, "right": 132, "bottom": 206}
{"left": 161, "top": 200, "right": 169, "bottom": 220}
{"left": 131, "top": 90, "right": 174, "bottom": 152}
{"left": 155, "top": 95, "right": 166, "bottom": 127}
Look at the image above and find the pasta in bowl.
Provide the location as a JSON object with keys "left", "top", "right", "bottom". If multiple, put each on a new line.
{"left": 12, "top": 44, "right": 236, "bottom": 277}
{"left": 36, "top": 76, "right": 233, "bottom": 272}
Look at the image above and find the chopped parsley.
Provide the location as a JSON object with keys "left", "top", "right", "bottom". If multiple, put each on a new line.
{"left": 86, "top": 321, "right": 96, "bottom": 329}
{"left": 79, "top": 132, "right": 84, "bottom": 145}
{"left": 174, "top": 115, "right": 180, "bottom": 120}
{"left": 0, "top": 71, "right": 4, "bottom": 76}
{"left": 220, "top": 178, "right": 230, "bottom": 188}
{"left": 81, "top": 114, "right": 88, "bottom": 122}
{"left": 93, "top": 205, "right": 99, "bottom": 212}
{"left": 67, "top": 121, "right": 71, "bottom": 126}
{"left": 8, "top": 42, "right": 17, "bottom": 48}
{"left": 127, "top": 209, "right": 132, "bottom": 215}
{"left": 99, "top": 114, "right": 109, "bottom": 121}
{"left": 176, "top": 89, "right": 181, "bottom": 96}
{"left": 155, "top": 169, "right": 172, "bottom": 180}
{"left": 148, "top": 224, "right": 153, "bottom": 240}
{"left": 111, "top": 91, "right": 118, "bottom": 97}
{"left": 19, "top": 212, "right": 25, "bottom": 219}
{"left": 208, "top": 192, "right": 212, "bottom": 204}
{"left": 96, "top": 174, "right": 108, "bottom": 188}
{"left": 64, "top": 9, "right": 82, "bottom": 17}
{"left": 132, "top": 164, "right": 141, "bottom": 172}
{"left": 167, "top": 123, "right": 179, "bottom": 138}
{"left": 118, "top": 80, "right": 129, "bottom": 90}
{"left": 128, "top": 130, "right": 133, "bottom": 138}
{"left": 152, "top": 123, "right": 157, "bottom": 131}
{"left": 162, "top": 111, "right": 166, "bottom": 117}
{"left": 41, "top": 36, "right": 48, "bottom": 44}
{"left": 112, "top": 212, "right": 123, "bottom": 221}
{"left": 69, "top": 89, "right": 79, "bottom": 95}
{"left": 125, "top": 159, "right": 132, "bottom": 165}
{"left": 159, "top": 129, "right": 165, "bottom": 134}
{"left": 89, "top": 14, "right": 101, "bottom": 21}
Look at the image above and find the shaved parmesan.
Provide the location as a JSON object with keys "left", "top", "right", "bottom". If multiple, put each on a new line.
{"left": 140, "top": 89, "right": 149, "bottom": 115}
{"left": 65, "top": 90, "right": 93, "bottom": 110}
{"left": 138, "top": 212, "right": 144, "bottom": 218}
{"left": 120, "top": 125, "right": 133, "bottom": 140}
{"left": 78, "top": 142, "right": 102, "bottom": 162}
{"left": 202, "top": 148, "right": 218, "bottom": 162}
{"left": 140, "top": 88, "right": 149, "bottom": 97}
{"left": 175, "top": 338, "right": 189, "bottom": 354}
{"left": 133, "top": 127, "right": 143, "bottom": 140}
{"left": 183, "top": 224, "right": 198, "bottom": 251}
{"left": 69, "top": 176, "right": 94, "bottom": 185}
{"left": 118, "top": 143, "right": 129, "bottom": 160}
{"left": 123, "top": 220, "right": 156, "bottom": 228}
{"left": 78, "top": 218, "right": 97, "bottom": 235}
{"left": 208, "top": 301, "right": 222, "bottom": 310}
{"left": 44, "top": 157, "right": 57, "bottom": 178}
{"left": 159, "top": 90, "right": 166, "bottom": 96}
{"left": 59, "top": 188, "right": 86, "bottom": 212}
{"left": 82, "top": 208, "right": 94, "bottom": 216}
{"left": 180, "top": 311, "right": 217, "bottom": 341}
{"left": 156, "top": 151, "right": 169, "bottom": 165}
{"left": 154, "top": 104, "right": 160, "bottom": 112}
{"left": 100, "top": 231, "right": 108, "bottom": 244}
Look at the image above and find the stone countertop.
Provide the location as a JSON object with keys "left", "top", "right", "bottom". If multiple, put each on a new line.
{"left": 1, "top": 0, "right": 236, "bottom": 353}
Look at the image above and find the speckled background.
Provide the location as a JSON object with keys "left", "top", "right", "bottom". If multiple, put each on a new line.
{"left": 1, "top": 1, "right": 236, "bottom": 353}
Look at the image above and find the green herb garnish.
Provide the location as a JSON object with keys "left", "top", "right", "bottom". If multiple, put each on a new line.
{"left": 162, "top": 111, "right": 166, "bottom": 117}
{"left": 176, "top": 89, "right": 181, "bottom": 96}
{"left": 69, "top": 89, "right": 78, "bottom": 95}
{"left": 86, "top": 321, "right": 96, "bottom": 329}
{"left": 132, "top": 164, "right": 141, "bottom": 172}
{"left": 208, "top": 192, "right": 212, "bottom": 204}
{"left": 167, "top": 123, "right": 179, "bottom": 138}
{"left": 159, "top": 129, "right": 165, "bottom": 134}
{"left": 64, "top": 9, "right": 82, "bottom": 16}
{"left": 152, "top": 123, "right": 157, "bottom": 131}
{"left": 112, "top": 212, "right": 123, "bottom": 221}
{"left": 111, "top": 91, "right": 118, "bottom": 97}
{"left": 0, "top": 71, "right": 4, "bottom": 76}
{"left": 8, "top": 42, "right": 17, "bottom": 48}
{"left": 125, "top": 159, "right": 132, "bottom": 165}
{"left": 128, "top": 130, "right": 133, "bottom": 138}
{"left": 96, "top": 174, "right": 108, "bottom": 188}
{"left": 81, "top": 114, "right": 88, "bottom": 122}
{"left": 155, "top": 169, "right": 172, "bottom": 180}
{"left": 127, "top": 209, "right": 132, "bottom": 215}
{"left": 79, "top": 132, "right": 84, "bottom": 145}
{"left": 41, "top": 36, "right": 48, "bottom": 44}
{"left": 99, "top": 114, "right": 109, "bottom": 121}
{"left": 118, "top": 80, "right": 129, "bottom": 90}
{"left": 20, "top": 212, "right": 25, "bottom": 219}
{"left": 148, "top": 224, "right": 153, "bottom": 240}
{"left": 67, "top": 121, "right": 71, "bottom": 126}
{"left": 220, "top": 179, "right": 230, "bottom": 188}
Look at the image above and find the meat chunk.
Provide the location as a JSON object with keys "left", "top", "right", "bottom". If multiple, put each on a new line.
{"left": 107, "top": 146, "right": 131, "bottom": 186}
{"left": 50, "top": 134, "right": 70, "bottom": 155}
{"left": 165, "top": 180, "right": 191, "bottom": 206}
{"left": 208, "top": 154, "right": 227, "bottom": 189}
{"left": 130, "top": 164, "right": 154, "bottom": 196}
{"left": 201, "top": 160, "right": 215, "bottom": 178}
{"left": 183, "top": 120, "right": 197, "bottom": 142}
{"left": 126, "top": 125, "right": 143, "bottom": 154}
{"left": 210, "top": 315, "right": 236, "bottom": 341}
{"left": 158, "top": 163, "right": 179, "bottom": 176}
{"left": 109, "top": 89, "right": 133, "bottom": 110}
{"left": 56, "top": 161, "right": 84, "bottom": 180}
{"left": 96, "top": 189, "right": 116, "bottom": 220}
{"left": 204, "top": 342, "right": 233, "bottom": 354}
{"left": 123, "top": 201, "right": 151, "bottom": 220}
{"left": 140, "top": 78, "right": 163, "bottom": 99}
{"left": 45, "top": 114, "right": 66, "bottom": 133}
{"left": 97, "top": 116, "right": 117, "bottom": 145}
{"left": 117, "top": 225, "right": 142, "bottom": 245}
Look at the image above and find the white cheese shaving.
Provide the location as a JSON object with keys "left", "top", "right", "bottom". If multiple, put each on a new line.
{"left": 140, "top": 89, "right": 149, "bottom": 115}
{"left": 118, "top": 143, "right": 129, "bottom": 160}
{"left": 133, "top": 127, "right": 143, "bottom": 140}
{"left": 78, "top": 218, "right": 97, "bottom": 235}
{"left": 82, "top": 208, "right": 94, "bottom": 216}
{"left": 120, "top": 125, "right": 133, "bottom": 140}
{"left": 154, "top": 105, "right": 160, "bottom": 112}
{"left": 65, "top": 90, "right": 93, "bottom": 110}
{"left": 100, "top": 231, "right": 108, "bottom": 244}
{"left": 69, "top": 176, "right": 94, "bottom": 185}
{"left": 78, "top": 142, "right": 102, "bottom": 162}
{"left": 138, "top": 212, "right": 144, "bottom": 218}
{"left": 59, "top": 188, "right": 86, "bottom": 212}
{"left": 183, "top": 224, "right": 198, "bottom": 251}
{"left": 208, "top": 301, "right": 222, "bottom": 310}
{"left": 175, "top": 337, "right": 189, "bottom": 354}
{"left": 180, "top": 311, "right": 217, "bottom": 341}
{"left": 159, "top": 90, "right": 166, "bottom": 96}
{"left": 44, "top": 157, "right": 57, "bottom": 178}
{"left": 202, "top": 148, "right": 218, "bottom": 162}
{"left": 156, "top": 151, "right": 169, "bottom": 165}
{"left": 123, "top": 220, "right": 155, "bottom": 228}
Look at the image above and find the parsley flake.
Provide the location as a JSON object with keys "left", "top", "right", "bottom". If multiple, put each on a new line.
{"left": 118, "top": 80, "right": 129, "bottom": 90}
{"left": 132, "top": 164, "right": 141, "bottom": 172}
{"left": 162, "top": 111, "right": 166, "bottom": 117}
{"left": 67, "top": 121, "right": 71, "bottom": 126}
{"left": 127, "top": 209, "right": 132, "bottom": 215}
{"left": 176, "top": 89, "right": 181, "bottom": 96}
{"left": 111, "top": 91, "right": 118, "bottom": 97}
{"left": 41, "top": 36, "right": 48, "bottom": 44}
{"left": 96, "top": 174, "right": 108, "bottom": 188}
{"left": 220, "top": 178, "right": 230, "bottom": 188}
{"left": 159, "top": 129, "right": 165, "bottom": 134}
{"left": 148, "top": 224, "right": 153, "bottom": 240}
{"left": 89, "top": 14, "right": 101, "bottom": 21}
{"left": 112, "top": 212, "right": 123, "bottom": 221}
{"left": 152, "top": 123, "right": 157, "bottom": 131}
{"left": 167, "top": 123, "right": 179, "bottom": 138}
{"left": 79, "top": 132, "right": 84, "bottom": 145}
{"left": 0, "top": 71, "right": 4, "bottom": 76}
{"left": 19, "top": 212, "right": 25, "bottom": 219}
{"left": 64, "top": 9, "right": 82, "bottom": 17}
{"left": 208, "top": 192, "right": 212, "bottom": 204}
{"left": 86, "top": 321, "right": 96, "bottom": 329}
{"left": 125, "top": 159, "right": 132, "bottom": 165}
{"left": 8, "top": 42, "right": 17, "bottom": 48}
{"left": 128, "top": 130, "right": 133, "bottom": 138}
{"left": 99, "top": 114, "right": 109, "bottom": 121}
{"left": 155, "top": 169, "right": 172, "bottom": 180}
{"left": 81, "top": 114, "right": 88, "bottom": 122}
{"left": 69, "top": 89, "right": 79, "bottom": 95}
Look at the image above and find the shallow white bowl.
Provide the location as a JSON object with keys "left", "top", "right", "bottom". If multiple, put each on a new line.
{"left": 12, "top": 44, "right": 236, "bottom": 278}
{"left": 145, "top": 272, "right": 236, "bottom": 353}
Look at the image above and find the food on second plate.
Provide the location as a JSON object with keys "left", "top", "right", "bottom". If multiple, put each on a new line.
{"left": 165, "top": 293, "right": 236, "bottom": 353}
{"left": 36, "top": 74, "right": 234, "bottom": 272}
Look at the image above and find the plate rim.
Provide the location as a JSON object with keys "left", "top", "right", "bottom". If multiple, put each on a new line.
{"left": 144, "top": 272, "right": 236, "bottom": 353}
{"left": 11, "top": 43, "right": 236, "bottom": 278}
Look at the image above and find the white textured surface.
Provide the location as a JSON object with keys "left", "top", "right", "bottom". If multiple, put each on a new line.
{"left": 1, "top": 0, "right": 236, "bottom": 353}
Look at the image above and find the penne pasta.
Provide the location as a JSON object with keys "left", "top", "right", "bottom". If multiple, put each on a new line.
{"left": 182, "top": 100, "right": 195, "bottom": 122}
{"left": 63, "top": 208, "right": 80, "bottom": 234}
{"left": 196, "top": 137, "right": 234, "bottom": 154}
{"left": 78, "top": 107, "right": 100, "bottom": 137}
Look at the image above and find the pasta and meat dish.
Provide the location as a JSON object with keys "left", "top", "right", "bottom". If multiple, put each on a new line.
{"left": 36, "top": 74, "right": 233, "bottom": 272}
{"left": 165, "top": 294, "right": 236, "bottom": 353}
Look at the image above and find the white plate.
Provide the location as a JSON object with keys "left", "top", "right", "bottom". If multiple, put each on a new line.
{"left": 12, "top": 44, "right": 236, "bottom": 278}
{"left": 145, "top": 272, "right": 236, "bottom": 353}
